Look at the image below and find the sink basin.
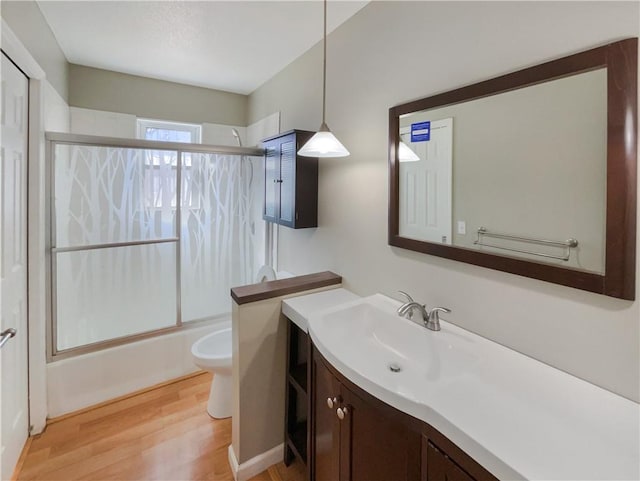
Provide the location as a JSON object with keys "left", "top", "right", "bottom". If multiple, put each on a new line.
{"left": 307, "top": 293, "right": 640, "bottom": 481}
{"left": 309, "top": 295, "right": 478, "bottom": 397}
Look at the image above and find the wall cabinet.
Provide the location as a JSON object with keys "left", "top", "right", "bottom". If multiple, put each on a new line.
{"left": 263, "top": 130, "right": 318, "bottom": 229}
{"left": 310, "top": 345, "right": 498, "bottom": 481}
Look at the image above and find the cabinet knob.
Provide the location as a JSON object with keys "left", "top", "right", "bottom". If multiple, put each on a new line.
{"left": 327, "top": 397, "right": 340, "bottom": 409}
{"left": 336, "top": 407, "right": 348, "bottom": 420}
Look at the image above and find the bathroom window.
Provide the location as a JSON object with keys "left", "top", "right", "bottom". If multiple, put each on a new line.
{"left": 137, "top": 118, "right": 202, "bottom": 145}
{"left": 137, "top": 119, "right": 202, "bottom": 209}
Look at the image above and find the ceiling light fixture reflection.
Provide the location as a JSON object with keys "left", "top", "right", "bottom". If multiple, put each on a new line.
{"left": 398, "top": 140, "right": 420, "bottom": 162}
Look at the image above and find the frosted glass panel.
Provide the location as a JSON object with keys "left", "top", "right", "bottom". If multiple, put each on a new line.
{"left": 54, "top": 144, "right": 177, "bottom": 247}
{"left": 181, "top": 153, "right": 260, "bottom": 321}
{"left": 56, "top": 243, "right": 177, "bottom": 350}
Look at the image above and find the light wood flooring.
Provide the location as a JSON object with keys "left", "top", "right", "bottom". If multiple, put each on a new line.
{"left": 16, "top": 372, "right": 306, "bottom": 481}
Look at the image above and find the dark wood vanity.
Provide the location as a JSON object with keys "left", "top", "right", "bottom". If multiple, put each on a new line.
{"left": 283, "top": 321, "right": 498, "bottom": 481}
{"left": 311, "top": 346, "right": 498, "bottom": 481}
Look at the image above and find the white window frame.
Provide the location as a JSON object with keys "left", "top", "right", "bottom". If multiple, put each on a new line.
{"left": 136, "top": 118, "right": 202, "bottom": 144}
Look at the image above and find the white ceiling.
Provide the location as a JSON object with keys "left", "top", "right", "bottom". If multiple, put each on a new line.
{"left": 37, "top": 1, "right": 369, "bottom": 95}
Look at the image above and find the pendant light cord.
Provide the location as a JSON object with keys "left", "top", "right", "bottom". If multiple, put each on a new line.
{"left": 322, "top": 0, "right": 327, "bottom": 125}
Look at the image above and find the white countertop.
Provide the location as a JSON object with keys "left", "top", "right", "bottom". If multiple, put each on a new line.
{"left": 282, "top": 287, "right": 360, "bottom": 332}
{"left": 284, "top": 290, "right": 640, "bottom": 481}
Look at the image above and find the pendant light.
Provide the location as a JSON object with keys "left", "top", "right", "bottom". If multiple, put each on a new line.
{"left": 298, "top": 0, "right": 350, "bottom": 158}
{"left": 398, "top": 140, "right": 420, "bottom": 162}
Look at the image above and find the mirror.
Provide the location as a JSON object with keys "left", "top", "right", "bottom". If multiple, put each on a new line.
{"left": 389, "top": 38, "right": 637, "bottom": 300}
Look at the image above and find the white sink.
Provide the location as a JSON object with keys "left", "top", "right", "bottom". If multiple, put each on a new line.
{"left": 307, "top": 294, "right": 640, "bottom": 481}
{"left": 310, "top": 295, "right": 478, "bottom": 393}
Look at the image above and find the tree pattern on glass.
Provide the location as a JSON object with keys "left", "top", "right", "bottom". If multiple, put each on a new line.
{"left": 53, "top": 144, "right": 257, "bottom": 350}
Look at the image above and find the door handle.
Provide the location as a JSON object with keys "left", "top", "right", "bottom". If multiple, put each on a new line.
{"left": 0, "top": 328, "right": 17, "bottom": 349}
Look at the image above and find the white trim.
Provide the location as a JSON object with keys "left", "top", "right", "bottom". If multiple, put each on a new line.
{"left": 1, "top": 19, "right": 46, "bottom": 80}
{"left": 227, "top": 443, "right": 283, "bottom": 481}
{"left": 1, "top": 20, "right": 49, "bottom": 435}
{"left": 27, "top": 79, "right": 48, "bottom": 434}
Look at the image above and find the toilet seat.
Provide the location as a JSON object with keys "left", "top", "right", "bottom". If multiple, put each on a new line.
{"left": 191, "top": 328, "right": 231, "bottom": 371}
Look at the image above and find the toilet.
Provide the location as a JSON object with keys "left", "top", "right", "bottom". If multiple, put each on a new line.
{"left": 191, "top": 266, "right": 279, "bottom": 418}
{"left": 191, "top": 322, "right": 232, "bottom": 419}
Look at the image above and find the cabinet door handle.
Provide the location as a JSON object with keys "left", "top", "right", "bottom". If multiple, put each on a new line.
{"left": 327, "top": 396, "right": 340, "bottom": 409}
{"left": 336, "top": 406, "right": 348, "bottom": 420}
{"left": 0, "top": 328, "right": 16, "bottom": 349}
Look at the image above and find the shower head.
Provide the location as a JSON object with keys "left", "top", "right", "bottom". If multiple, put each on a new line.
{"left": 231, "top": 128, "right": 242, "bottom": 147}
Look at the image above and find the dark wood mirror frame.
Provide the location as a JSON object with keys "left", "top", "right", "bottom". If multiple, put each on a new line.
{"left": 389, "top": 38, "right": 637, "bottom": 300}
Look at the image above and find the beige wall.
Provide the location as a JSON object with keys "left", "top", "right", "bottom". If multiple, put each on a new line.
{"left": 1, "top": 0, "right": 69, "bottom": 101}
{"left": 69, "top": 64, "right": 248, "bottom": 126}
{"left": 232, "top": 285, "right": 340, "bottom": 465}
{"left": 248, "top": 1, "right": 640, "bottom": 402}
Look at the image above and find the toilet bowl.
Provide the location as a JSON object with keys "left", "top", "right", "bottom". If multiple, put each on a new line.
{"left": 191, "top": 322, "right": 232, "bottom": 419}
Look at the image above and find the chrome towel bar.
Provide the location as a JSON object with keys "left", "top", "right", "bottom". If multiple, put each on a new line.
{"left": 474, "top": 227, "right": 578, "bottom": 261}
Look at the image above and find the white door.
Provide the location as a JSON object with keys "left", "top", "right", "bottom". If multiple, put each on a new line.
{"left": 0, "top": 52, "right": 30, "bottom": 480}
{"left": 399, "top": 118, "right": 453, "bottom": 244}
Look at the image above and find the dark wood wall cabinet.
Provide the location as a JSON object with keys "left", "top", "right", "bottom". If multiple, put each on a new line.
{"left": 263, "top": 130, "right": 319, "bottom": 229}
{"left": 308, "top": 345, "right": 499, "bottom": 481}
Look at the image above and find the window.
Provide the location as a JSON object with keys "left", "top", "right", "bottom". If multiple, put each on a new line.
{"left": 137, "top": 119, "right": 202, "bottom": 209}
{"left": 137, "top": 118, "right": 202, "bottom": 144}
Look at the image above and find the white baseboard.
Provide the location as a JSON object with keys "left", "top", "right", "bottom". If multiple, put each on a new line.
{"left": 228, "top": 443, "right": 284, "bottom": 481}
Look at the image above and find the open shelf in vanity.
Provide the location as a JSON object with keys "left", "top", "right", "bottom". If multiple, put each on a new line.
{"left": 284, "top": 317, "right": 310, "bottom": 467}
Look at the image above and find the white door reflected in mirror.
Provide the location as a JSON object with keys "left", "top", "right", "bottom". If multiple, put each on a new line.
{"left": 399, "top": 118, "right": 453, "bottom": 245}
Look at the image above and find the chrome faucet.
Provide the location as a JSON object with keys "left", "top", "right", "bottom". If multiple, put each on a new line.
{"left": 398, "top": 301, "right": 429, "bottom": 322}
{"left": 397, "top": 291, "right": 450, "bottom": 332}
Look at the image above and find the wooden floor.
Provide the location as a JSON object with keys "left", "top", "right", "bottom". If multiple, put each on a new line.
{"left": 16, "top": 373, "right": 306, "bottom": 481}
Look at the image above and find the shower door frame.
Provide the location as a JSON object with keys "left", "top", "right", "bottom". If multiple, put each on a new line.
{"left": 45, "top": 132, "right": 264, "bottom": 361}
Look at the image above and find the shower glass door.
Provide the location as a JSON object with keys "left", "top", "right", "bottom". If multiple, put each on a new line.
{"left": 49, "top": 135, "right": 262, "bottom": 356}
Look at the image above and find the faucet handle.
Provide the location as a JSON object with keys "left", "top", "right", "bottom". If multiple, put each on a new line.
{"left": 430, "top": 307, "right": 451, "bottom": 316}
{"left": 398, "top": 291, "right": 414, "bottom": 303}
{"left": 426, "top": 307, "right": 451, "bottom": 331}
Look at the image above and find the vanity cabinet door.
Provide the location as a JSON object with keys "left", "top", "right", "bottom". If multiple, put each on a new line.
{"left": 311, "top": 347, "right": 420, "bottom": 481}
{"left": 312, "top": 351, "right": 341, "bottom": 481}
{"left": 342, "top": 386, "right": 421, "bottom": 481}
{"left": 424, "top": 441, "right": 475, "bottom": 481}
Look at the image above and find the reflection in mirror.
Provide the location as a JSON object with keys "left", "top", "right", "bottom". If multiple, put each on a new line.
{"left": 389, "top": 38, "right": 637, "bottom": 299}
{"left": 398, "top": 69, "right": 606, "bottom": 274}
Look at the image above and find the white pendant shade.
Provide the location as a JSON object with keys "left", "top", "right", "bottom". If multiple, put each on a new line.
{"left": 398, "top": 140, "right": 420, "bottom": 162}
{"left": 298, "top": 125, "right": 350, "bottom": 158}
{"left": 297, "top": 0, "right": 349, "bottom": 159}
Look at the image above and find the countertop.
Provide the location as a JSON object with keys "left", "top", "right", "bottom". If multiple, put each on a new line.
{"left": 283, "top": 290, "right": 640, "bottom": 481}
{"left": 282, "top": 287, "right": 360, "bottom": 332}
